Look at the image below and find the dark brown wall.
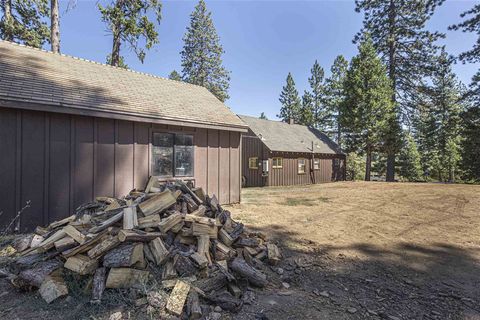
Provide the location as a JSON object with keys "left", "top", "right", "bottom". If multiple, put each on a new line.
{"left": 241, "top": 134, "right": 345, "bottom": 188}
{"left": 0, "top": 107, "right": 241, "bottom": 232}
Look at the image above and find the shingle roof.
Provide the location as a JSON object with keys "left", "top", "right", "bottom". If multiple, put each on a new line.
{"left": 0, "top": 41, "right": 247, "bottom": 130}
{"left": 239, "top": 115, "right": 343, "bottom": 154}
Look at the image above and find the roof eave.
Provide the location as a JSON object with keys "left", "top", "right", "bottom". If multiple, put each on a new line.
{"left": 0, "top": 98, "right": 249, "bottom": 132}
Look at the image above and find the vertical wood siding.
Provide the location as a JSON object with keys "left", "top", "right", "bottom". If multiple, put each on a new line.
{"left": 0, "top": 108, "right": 242, "bottom": 232}
{"left": 241, "top": 130, "right": 268, "bottom": 187}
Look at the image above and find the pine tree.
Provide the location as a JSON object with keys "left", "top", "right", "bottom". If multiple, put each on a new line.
{"left": 259, "top": 112, "right": 268, "bottom": 120}
{"left": 354, "top": 0, "right": 444, "bottom": 182}
{"left": 341, "top": 37, "right": 395, "bottom": 181}
{"left": 180, "top": 0, "right": 230, "bottom": 102}
{"left": 429, "top": 51, "right": 464, "bottom": 182}
{"left": 306, "top": 61, "right": 327, "bottom": 129}
{"left": 324, "top": 55, "right": 349, "bottom": 146}
{"left": 99, "top": 0, "right": 162, "bottom": 67}
{"left": 460, "top": 105, "right": 480, "bottom": 182}
{"left": 299, "top": 91, "right": 314, "bottom": 126}
{"left": 413, "top": 100, "right": 438, "bottom": 181}
{"left": 169, "top": 70, "right": 182, "bottom": 81}
{"left": 0, "top": 0, "right": 50, "bottom": 48}
{"left": 278, "top": 73, "right": 301, "bottom": 123}
{"left": 398, "top": 132, "right": 422, "bottom": 181}
{"left": 449, "top": 4, "right": 480, "bottom": 104}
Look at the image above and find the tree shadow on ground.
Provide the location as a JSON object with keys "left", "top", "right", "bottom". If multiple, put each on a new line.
{"left": 238, "top": 223, "right": 480, "bottom": 320}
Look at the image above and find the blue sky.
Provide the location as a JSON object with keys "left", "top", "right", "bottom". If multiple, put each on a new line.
{"left": 57, "top": 0, "right": 479, "bottom": 120}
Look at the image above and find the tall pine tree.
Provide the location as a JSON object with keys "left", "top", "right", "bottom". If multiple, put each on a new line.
{"left": 181, "top": 0, "right": 230, "bottom": 102}
{"left": 98, "top": 0, "right": 162, "bottom": 67}
{"left": 450, "top": 4, "right": 480, "bottom": 104}
{"left": 460, "top": 105, "right": 480, "bottom": 182}
{"left": 398, "top": 132, "right": 422, "bottom": 181}
{"left": 324, "top": 55, "right": 349, "bottom": 146}
{"left": 0, "top": 0, "right": 50, "bottom": 48}
{"left": 278, "top": 73, "right": 301, "bottom": 123}
{"left": 306, "top": 61, "right": 327, "bottom": 129}
{"left": 299, "top": 90, "right": 314, "bottom": 126}
{"left": 354, "top": 0, "right": 444, "bottom": 181}
{"left": 341, "top": 37, "right": 395, "bottom": 181}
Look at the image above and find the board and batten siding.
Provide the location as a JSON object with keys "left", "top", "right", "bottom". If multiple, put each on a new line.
{"left": 241, "top": 134, "right": 345, "bottom": 188}
{"left": 0, "top": 107, "right": 241, "bottom": 232}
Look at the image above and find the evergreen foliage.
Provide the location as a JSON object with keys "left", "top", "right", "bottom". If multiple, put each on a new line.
{"left": 306, "top": 60, "right": 327, "bottom": 129}
{"left": 180, "top": 0, "right": 230, "bottom": 102}
{"left": 398, "top": 132, "right": 422, "bottom": 181}
{"left": 278, "top": 72, "right": 301, "bottom": 123}
{"left": 259, "top": 112, "right": 268, "bottom": 120}
{"left": 0, "top": 0, "right": 50, "bottom": 48}
{"left": 449, "top": 4, "right": 480, "bottom": 104}
{"left": 341, "top": 37, "right": 395, "bottom": 181}
{"left": 460, "top": 105, "right": 480, "bottom": 182}
{"left": 324, "top": 55, "right": 349, "bottom": 146}
{"left": 354, "top": 0, "right": 444, "bottom": 181}
{"left": 346, "top": 152, "right": 366, "bottom": 181}
{"left": 299, "top": 91, "right": 314, "bottom": 126}
{"left": 98, "top": 0, "right": 162, "bottom": 66}
{"left": 168, "top": 70, "right": 182, "bottom": 81}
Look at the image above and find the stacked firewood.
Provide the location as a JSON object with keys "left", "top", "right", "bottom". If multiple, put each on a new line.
{"left": 5, "top": 178, "right": 281, "bottom": 317}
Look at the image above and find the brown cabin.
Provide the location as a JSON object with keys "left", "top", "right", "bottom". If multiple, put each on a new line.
{"left": 0, "top": 41, "right": 248, "bottom": 232}
{"left": 239, "top": 115, "right": 346, "bottom": 187}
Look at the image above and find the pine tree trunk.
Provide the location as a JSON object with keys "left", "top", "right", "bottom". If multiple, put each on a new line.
{"left": 50, "top": 0, "right": 60, "bottom": 53}
{"left": 365, "top": 150, "right": 372, "bottom": 181}
{"left": 386, "top": 0, "right": 397, "bottom": 182}
{"left": 110, "top": 0, "right": 123, "bottom": 66}
{"left": 3, "top": 0, "right": 13, "bottom": 41}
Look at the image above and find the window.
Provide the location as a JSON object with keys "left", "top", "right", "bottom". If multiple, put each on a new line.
{"left": 272, "top": 157, "right": 283, "bottom": 169}
{"left": 313, "top": 158, "right": 320, "bottom": 170}
{"left": 152, "top": 133, "right": 194, "bottom": 177}
{"left": 298, "top": 158, "right": 306, "bottom": 174}
{"left": 248, "top": 157, "right": 258, "bottom": 169}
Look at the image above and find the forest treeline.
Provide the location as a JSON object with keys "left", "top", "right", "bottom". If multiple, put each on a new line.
{"left": 1, "top": 0, "right": 479, "bottom": 183}
{"left": 276, "top": 1, "right": 480, "bottom": 183}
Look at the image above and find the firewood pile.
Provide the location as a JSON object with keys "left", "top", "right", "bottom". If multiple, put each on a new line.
{"left": 3, "top": 178, "right": 281, "bottom": 318}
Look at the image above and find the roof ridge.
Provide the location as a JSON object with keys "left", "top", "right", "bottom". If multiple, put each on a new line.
{"left": 0, "top": 40, "right": 201, "bottom": 89}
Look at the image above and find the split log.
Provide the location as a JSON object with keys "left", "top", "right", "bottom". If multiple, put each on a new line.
{"left": 207, "top": 291, "right": 243, "bottom": 312}
{"left": 14, "top": 260, "right": 62, "bottom": 288}
{"left": 138, "top": 190, "right": 176, "bottom": 216}
{"left": 192, "top": 222, "right": 217, "bottom": 239}
{"left": 62, "top": 229, "right": 110, "bottom": 258}
{"left": 63, "top": 225, "right": 86, "bottom": 244}
{"left": 162, "top": 260, "right": 177, "bottom": 280}
{"left": 158, "top": 212, "right": 183, "bottom": 233}
{"left": 176, "top": 180, "right": 203, "bottom": 205}
{"left": 175, "top": 233, "right": 196, "bottom": 246}
{"left": 54, "top": 236, "right": 76, "bottom": 252}
{"left": 137, "top": 214, "right": 160, "bottom": 229}
{"left": 219, "top": 228, "right": 234, "bottom": 246}
{"left": 233, "top": 237, "right": 259, "bottom": 248}
{"left": 170, "top": 221, "right": 184, "bottom": 233}
{"left": 91, "top": 267, "right": 106, "bottom": 302}
{"left": 190, "top": 252, "right": 208, "bottom": 269}
{"left": 104, "top": 200, "right": 121, "bottom": 212}
{"left": 193, "top": 270, "right": 227, "bottom": 293}
{"left": 39, "top": 275, "right": 68, "bottom": 304}
{"left": 87, "top": 235, "right": 120, "bottom": 259}
{"left": 230, "top": 257, "right": 267, "bottom": 288}
{"left": 143, "top": 243, "right": 155, "bottom": 264}
{"left": 166, "top": 280, "right": 191, "bottom": 316}
{"left": 228, "top": 283, "right": 242, "bottom": 298}
{"left": 192, "top": 187, "right": 206, "bottom": 203}
{"left": 37, "top": 229, "right": 67, "bottom": 252}
{"left": 118, "top": 230, "right": 162, "bottom": 242}
{"left": 196, "top": 235, "right": 211, "bottom": 265}
{"left": 13, "top": 235, "right": 33, "bottom": 252}
{"left": 105, "top": 268, "right": 150, "bottom": 289}
{"left": 190, "top": 205, "right": 206, "bottom": 217}
{"left": 144, "top": 176, "right": 159, "bottom": 194}
{"left": 216, "top": 242, "right": 234, "bottom": 258}
{"left": 266, "top": 243, "right": 281, "bottom": 265}
{"left": 187, "top": 290, "right": 202, "bottom": 319}
{"left": 149, "top": 238, "right": 169, "bottom": 265}
{"left": 30, "top": 234, "right": 45, "bottom": 249}
{"left": 88, "top": 211, "right": 123, "bottom": 234}
{"left": 174, "top": 254, "right": 197, "bottom": 277}
{"left": 103, "top": 243, "right": 144, "bottom": 268}
{"left": 64, "top": 254, "right": 98, "bottom": 275}
{"left": 48, "top": 215, "right": 75, "bottom": 230}
{"left": 122, "top": 206, "right": 138, "bottom": 230}
{"left": 208, "top": 195, "right": 220, "bottom": 213}
{"left": 184, "top": 215, "right": 218, "bottom": 226}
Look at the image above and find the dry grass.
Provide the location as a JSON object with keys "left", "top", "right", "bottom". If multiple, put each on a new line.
{"left": 228, "top": 182, "right": 480, "bottom": 268}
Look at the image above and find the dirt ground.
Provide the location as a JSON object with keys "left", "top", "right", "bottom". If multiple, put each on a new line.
{"left": 1, "top": 182, "right": 480, "bottom": 319}
{"left": 229, "top": 182, "right": 480, "bottom": 320}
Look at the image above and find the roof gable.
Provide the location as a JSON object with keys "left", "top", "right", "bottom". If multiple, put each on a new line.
{"left": 239, "top": 115, "right": 343, "bottom": 154}
{"left": 0, "top": 41, "right": 246, "bottom": 130}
